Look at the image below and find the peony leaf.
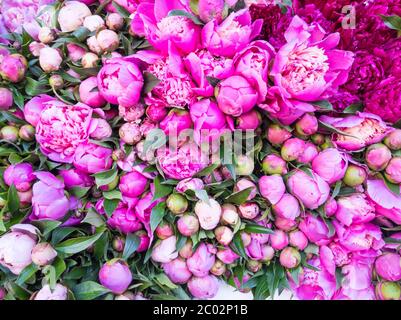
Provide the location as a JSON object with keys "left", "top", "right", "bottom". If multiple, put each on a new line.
{"left": 112, "top": 1, "right": 130, "bottom": 18}
{"left": 73, "top": 281, "right": 110, "bottom": 300}
{"left": 122, "top": 233, "right": 140, "bottom": 260}
{"left": 312, "top": 100, "right": 333, "bottom": 111}
{"left": 153, "top": 175, "right": 173, "bottom": 201}
{"left": 82, "top": 208, "right": 105, "bottom": 227}
{"left": 380, "top": 15, "right": 401, "bottom": 30}
{"left": 168, "top": 9, "right": 204, "bottom": 25}
{"left": 55, "top": 226, "right": 105, "bottom": 254}
{"left": 7, "top": 184, "right": 19, "bottom": 214}
{"left": 103, "top": 198, "right": 120, "bottom": 217}
{"left": 143, "top": 72, "right": 161, "bottom": 94}
{"left": 244, "top": 223, "right": 274, "bottom": 234}
{"left": 16, "top": 263, "right": 39, "bottom": 286}
{"left": 150, "top": 202, "right": 166, "bottom": 234}
{"left": 224, "top": 187, "right": 253, "bottom": 205}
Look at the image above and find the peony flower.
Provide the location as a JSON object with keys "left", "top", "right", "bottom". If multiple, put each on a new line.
{"left": 273, "top": 193, "right": 300, "bottom": 221}
{"left": 79, "top": 77, "right": 107, "bottom": 108}
{"left": 0, "top": 224, "right": 38, "bottom": 275}
{"left": 335, "top": 194, "right": 376, "bottom": 227}
{"left": 99, "top": 259, "right": 132, "bottom": 294}
{"left": 119, "top": 171, "right": 148, "bottom": 198}
{"left": 4, "top": 163, "right": 35, "bottom": 192}
{"left": 177, "top": 215, "right": 199, "bottom": 237}
{"left": 233, "top": 40, "right": 275, "bottom": 102}
{"left": 31, "top": 242, "right": 57, "bottom": 266}
{"left": 299, "top": 213, "right": 332, "bottom": 246}
{"left": 23, "top": 95, "right": 55, "bottom": 127}
{"left": 0, "top": 53, "right": 27, "bottom": 83}
{"left": 0, "top": 87, "right": 13, "bottom": 110}
{"left": 194, "top": 198, "right": 222, "bottom": 230}
{"left": 31, "top": 172, "right": 71, "bottom": 221}
{"left": 184, "top": 49, "right": 234, "bottom": 97}
{"left": 289, "top": 230, "right": 308, "bottom": 251}
{"left": 39, "top": 47, "right": 62, "bottom": 73}
{"left": 198, "top": 0, "right": 226, "bottom": 23}
{"left": 375, "top": 253, "right": 401, "bottom": 282}
{"left": 36, "top": 101, "right": 93, "bottom": 163}
{"left": 186, "top": 243, "right": 216, "bottom": 277}
{"left": 103, "top": 199, "right": 143, "bottom": 234}
{"left": 271, "top": 16, "right": 354, "bottom": 102}
{"left": 163, "top": 258, "right": 192, "bottom": 284}
{"left": 365, "top": 143, "right": 392, "bottom": 171}
{"left": 319, "top": 112, "right": 390, "bottom": 152}
{"left": 236, "top": 110, "right": 262, "bottom": 130}
{"left": 258, "top": 174, "right": 285, "bottom": 205}
{"left": 385, "top": 157, "right": 401, "bottom": 184}
{"left": 73, "top": 143, "right": 113, "bottom": 174}
{"left": 58, "top": 1, "right": 91, "bottom": 32}
{"left": 34, "top": 284, "right": 68, "bottom": 300}
{"left": 59, "top": 168, "right": 94, "bottom": 189}
{"left": 216, "top": 247, "right": 239, "bottom": 264}
{"left": 287, "top": 170, "right": 330, "bottom": 210}
{"left": 157, "top": 142, "right": 207, "bottom": 180}
{"left": 151, "top": 236, "right": 178, "bottom": 264}
{"left": 176, "top": 178, "right": 204, "bottom": 193}
{"left": 160, "top": 109, "right": 193, "bottom": 137}
{"left": 216, "top": 75, "right": 258, "bottom": 117}
{"left": 202, "top": 9, "right": 263, "bottom": 58}
{"left": 97, "top": 58, "right": 143, "bottom": 107}
{"left": 188, "top": 275, "right": 219, "bottom": 299}
{"left": 311, "top": 148, "right": 348, "bottom": 184}
{"left": 279, "top": 247, "right": 301, "bottom": 269}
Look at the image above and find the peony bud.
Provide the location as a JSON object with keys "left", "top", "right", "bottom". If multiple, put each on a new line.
{"left": 163, "top": 258, "right": 192, "bottom": 284}
{"left": 112, "top": 236, "right": 125, "bottom": 252}
{"left": 214, "top": 226, "right": 234, "bottom": 246}
{"left": 66, "top": 43, "right": 86, "bottom": 62}
{"left": 179, "top": 239, "right": 193, "bottom": 259}
{"left": 234, "top": 154, "right": 254, "bottom": 176}
{"left": 58, "top": 1, "right": 91, "bottom": 32}
{"left": 39, "top": 47, "right": 62, "bottom": 73}
{"left": 311, "top": 133, "right": 325, "bottom": 145}
{"left": 385, "top": 157, "right": 401, "bottom": 184}
{"left": 166, "top": 193, "right": 188, "bottom": 215}
{"left": 34, "top": 284, "right": 68, "bottom": 300}
{"left": 29, "top": 42, "right": 47, "bottom": 57}
{"left": 281, "top": 138, "right": 305, "bottom": 162}
{"left": 38, "top": 27, "right": 56, "bottom": 44}
{"left": 1, "top": 126, "right": 19, "bottom": 142}
{"left": 366, "top": 143, "right": 392, "bottom": 171}
{"left": 151, "top": 236, "right": 178, "bottom": 263}
{"left": 270, "top": 230, "right": 289, "bottom": 250}
{"left": 343, "top": 164, "right": 367, "bottom": 187}
{"left": 375, "top": 253, "right": 401, "bottom": 281}
{"left": 238, "top": 202, "right": 259, "bottom": 220}
{"left": 210, "top": 259, "right": 226, "bottom": 276}
{"left": 135, "top": 230, "right": 150, "bottom": 253}
{"left": 289, "top": 230, "right": 308, "bottom": 250}
{"left": 295, "top": 113, "right": 318, "bottom": 136}
{"left": 97, "top": 29, "right": 119, "bottom": 53}
{"left": 49, "top": 75, "right": 64, "bottom": 89}
{"left": 90, "top": 119, "right": 112, "bottom": 140}
{"left": 156, "top": 221, "right": 174, "bottom": 240}
{"left": 195, "top": 198, "right": 222, "bottom": 230}
{"left": 31, "top": 242, "right": 57, "bottom": 266}
{"left": 279, "top": 247, "right": 301, "bottom": 269}
{"left": 82, "top": 52, "right": 99, "bottom": 68}
{"left": 198, "top": 0, "right": 226, "bottom": 23}
{"left": 188, "top": 275, "right": 219, "bottom": 299}
{"left": 99, "top": 259, "right": 132, "bottom": 294}
{"left": 234, "top": 178, "right": 257, "bottom": 200}
{"left": 220, "top": 203, "right": 239, "bottom": 226}
{"left": 261, "top": 245, "right": 275, "bottom": 262}
{"left": 0, "top": 54, "right": 27, "bottom": 83}
{"left": 384, "top": 129, "right": 401, "bottom": 150}
{"left": 17, "top": 189, "right": 33, "bottom": 207}
{"left": 375, "top": 282, "right": 401, "bottom": 300}
{"left": 262, "top": 154, "right": 287, "bottom": 175}
{"left": 106, "top": 13, "right": 124, "bottom": 31}
{"left": 0, "top": 88, "right": 13, "bottom": 110}
{"left": 87, "top": 36, "right": 102, "bottom": 54}
{"left": 177, "top": 214, "right": 199, "bottom": 237}
{"left": 247, "top": 260, "right": 262, "bottom": 273}
{"left": 297, "top": 142, "right": 318, "bottom": 164}
{"left": 119, "top": 122, "right": 142, "bottom": 145}
{"left": 83, "top": 15, "right": 105, "bottom": 32}
{"left": 267, "top": 124, "right": 291, "bottom": 145}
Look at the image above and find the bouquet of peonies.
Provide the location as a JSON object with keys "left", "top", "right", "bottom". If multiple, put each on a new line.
{"left": 1, "top": 0, "right": 401, "bottom": 301}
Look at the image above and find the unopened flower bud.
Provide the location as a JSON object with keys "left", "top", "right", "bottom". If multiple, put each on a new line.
{"left": 119, "top": 122, "right": 142, "bottom": 145}
{"left": 31, "top": 242, "right": 57, "bottom": 266}
{"left": 179, "top": 240, "right": 193, "bottom": 259}
{"left": 49, "top": 74, "right": 64, "bottom": 89}
{"left": 39, "top": 47, "right": 62, "bottom": 72}
{"left": 384, "top": 130, "right": 401, "bottom": 151}
{"left": 238, "top": 202, "right": 259, "bottom": 220}
{"left": 234, "top": 154, "right": 254, "bottom": 176}
{"left": 177, "top": 214, "right": 199, "bottom": 236}
{"left": 210, "top": 259, "right": 226, "bottom": 276}
{"left": 311, "top": 133, "right": 325, "bottom": 145}
{"left": 97, "top": 29, "right": 119, "bottom": 53}
{"left": 220, "top": 203, "right": 239, "bottom": 226}
{"left": 1, "top": 126, "right": 19, "bottom": 142}
{"left": 241, "top": 232, "right": 252, "bottom": 247}
{"left": 267, "top": 124, "right": 291, "bottom": 145}
{"left": 247, "top": 260, "right": 262, "bottom": 273}
{"left": 343, "top": 164, "right": 367, "bottom": 187}
{"left": 38, "top": 27, "right": 56, "bottom": 44}
{"left": 365, "top": 143, "right": 392, "bottom": 171}
{"left": 166, "top": 193, "right": 188, "bottom": 215}
{"left": 214, "top": 226, "right": 234, "bottom": 246}
{"left": 295, "top": 113, "right": 318, "bottom": 136}
{"left": 19, "top": 125, "right": 35, "bottom": 141}
{"left": 156, "top": 220, "right": 174, "bottom": 240}
{"left": 83, "top": 15, "right": 105, "bottom": 32}
{"left": 262, "top": 154, "right": 287, "bottom": 175}
{"left": 82, "top": 52, "right": 99, "bottom": 68}
{"left": 106, "top": 13, "right": 124, "bottom": 31}
{"left": 112, "top": 236, "right": 125, "bottom": 252}
{"left": 0, "top": 88, "right": 13, "bottom": 110}
{"left": 279, "top": 247, "right": 301, "bottom": 269}
{"left": 375, "top": 282, "right": 401, "bottom": 300}
{"left": 29, "top": 42, "right": 46, "bottom": 57}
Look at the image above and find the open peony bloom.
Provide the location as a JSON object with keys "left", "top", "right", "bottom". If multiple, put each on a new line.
{"left": 4, "top": 163, "right": 35, "bottom": 192}
{"left": 31, "top": 172, "right": 71, "bottom": 221}
{"left": 202, "top": 9, "right": 263, "bottom": 58}
{"left": 335, "top": 194, "right": 376, "bottom": 227}
{"left": 97, "top": 57, "right": 143, "bottom": 107}
{"left": 36, "top": 101, "right": 93, "bottom": 163}
{"left": 184, "top": 49, "right": 234, "bottom": 97}
{"left": 157, "top": 142, "right": 207, "bottom": 180}
{"left": 271, "top": 15, "right": 354, "bottom": 102}
{"left": 299, "top": 213, "right": 332, "bottom": 246}
{"left": 319, "top": 112, "right": 390, "bottom": 152}
{"left": 0, "top": 224, "right": 39, "bottom": 275}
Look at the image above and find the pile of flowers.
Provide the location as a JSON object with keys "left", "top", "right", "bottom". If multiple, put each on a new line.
{"left": 0, "top": 0, "right": 401, "bottom": 300}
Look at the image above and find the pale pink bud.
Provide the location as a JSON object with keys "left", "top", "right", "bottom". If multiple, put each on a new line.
{"left": 295, "top": 113, "right": 318, "bottom": 136}
{"left": 279, "top": 247, "right": 301, "bottom": 269}
{"left": 83, "top": 15, "right": 105, "bottom": 32}
{"left": 238, "top": 202, "right": 259, "bottom": 219}
{"left": 270, "top": 230, "right": 289, "bottom": 250}
{"left": 58, "top": 1, "right": 91, "bottom": 32}
{"left": 177, "top": 215, "right": 199, "bottom": 237}
{"left": 179, "top": 240, "right": 193, "bottom": 259}
{"left": 82, "top": 52, "right": 99, "bottom": 68}
{"left": 155, "top": 221, "right": 174, "bottom": 240}
{"left": 262, "top": 154, "right": 287, "bottom": 175}
{"left": 87, "top": 36, "right": 102, "bottom": 54}
{"left": 235, "top": 154, "right": 255, "bottom": 176}
{"left": 31, "top": 242, "right": 57, "bottom": 266}
{"left": 39, "top": 47, "right": 62, "bottom": 72}
{"left": 0, "top": 88, "right": 13, "bottom": 110}
{"left": 281, "top": 138, "right": 305, "bottom": 162}
{"left": 90, "top": 118, "right": 112, "bottom": 140}
{"left": 365, "top": 143, "right": 392, "bottom": 171}
{"left": 29, "top": 42, "right": 46, "bottom": 57}
{"left": 234, "top": 178, "right": 257, "bottom": 200}
{"left": 289, "top": 230, "right": 308, "bottom": 250}
{"left": 66, "top": 43, "right": 86, "bottom": 62}
{"left": 214, "top": 226, "right": 234, "bottom": 246}
{"left": 220, "top": 203, "right": 239, "bottom": 226}
{"left": 384, "top": 130, "right": 401, "bottom": 150}
{"left": 119, "top": 122, "right": 142, "bottom": 145}
{"left": 38, "top": 27, "right": 55, "bottom": 44}
{"left": 194, "top": 198, "right": 222, "bottom": 230}
{"left": 267, "top": 124, "right": 291, "bottom": 145}
{"left": 97, "top": 29, "right": 119, "bottom": 53}
{"left": 106, "top": 13, "right": 124, "bottom": 31}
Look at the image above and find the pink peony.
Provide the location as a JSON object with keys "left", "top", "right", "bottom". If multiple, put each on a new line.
{"left": 4, "top": 163, "right": 35, "bottom": 192}
{"left": 36, "top": 101, "right": 93, "bottom": 163}
{"left": 186, "top": 243, "right": 216, "bottom": 277}
{"left": 163, "top": 258, "right": 192, "bottom": 284}
{"left": 299, "top": 213, "right": 332, "bottom": 246}
{"left": 311, "top": 148, "right": 348, "bottom": 184}
{"left": 335, "top": 194, "right": 376, "bottom": 226}
{"left": 187, "top": 275, "right": 219, "bottom": 299}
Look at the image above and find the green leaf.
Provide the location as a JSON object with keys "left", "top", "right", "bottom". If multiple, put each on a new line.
{"left": 122, "top": 233, "right": 140, "bottom": 260}
{"left": 343, "top": 103, "right": 363, "bottom": 114}
{"left": 194, "top": 189, "right": 210, "bottom": 204}
{"left": 189, "top": 0, "right": 199, "bottom": 15}
{"left": 150, "top": 202, "right": 166, "bottom": 234}
{"left": 168, "top": 9, "right": 204, "bottom": 25}
{"left": 16, "top": 263, "right": 39, "bottom": 285}
{"left": 112, "top": 1, "right": 130, "bottom": 18}
{"left": 53, "top": 256, "right": 67, "bottom": 279}
{"left": 93, "top": 167, "right": 118, "bottom": 187}
{"left": 69, "top": 186, "right": 91, "bottom": 199}
{"left": 380, "top": 15, "right": 401, "bottom": 30}
{"left": 335, "top": 267, "right": 344, "bottom": 290}
{"left": 230, "top": 232, "right": 247, "bottom": 259}
{"left": 331, "top": 180, "right": 342, "bottom": 199}
{"left": 103, "top": 198, "right": 120, "bottom": 217}
{"left": 195, "top": 162, "right": 220, "bottom": 177}
{"left": 289, "top": 266, "right": 301, "bottom": 286}
{"left": 143, "top": 72, "right": 161, "bottom": 94}
{"left": 72, "top": 26, "right": 91, "bottom": 42}
{"left": 73, "top": 281, "right": 110, "bottom": 300}
{"left": 313, "top": 100, "right": 333, "bottom": 111}
{"left": 318, "top": 120, "right": 358, "bottom": 139}
{"left": 384, "top": 177, "right": 400, "bottom": 195}
{"left": 55, "top": 227, "right": 105, "bottom": 255}
{"left": 103, "top": 189, "right": 122, "bottom": 200}
{"left": 224, "top": 187, "right": 253, "bottom": 205}
{"left": 244, "top": 223, "right": 274, "bottom": 234}
{"left": 153, "top": 175, "right": 173, "bottom": 201}
{"left": 7, "top": 184, "right": 19, "bottom": 213}
{"left": 206, "top": 76, "right": 220, "bottom": 87}
{"left": 10, "top": 87, "right": 24, "bottom": 110}
{"left": 31, "top": 220, "right": 62, "bottom": 238}
{"left": 25, "top": 77, "right": 50, "bottom": 96}
{"left": 154, "top": 273, "right": 178, "bottom": 290}
{"left": 51, "top": 227, "right": 77, "bottom": 245}
{"left": 81, "top": 208, "right": 105, "bottom": 227}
